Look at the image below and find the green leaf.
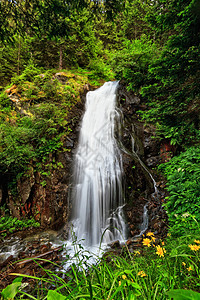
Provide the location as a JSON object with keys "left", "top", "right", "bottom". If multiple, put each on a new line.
{"left": 128, "top": 291, "right": 136, "bottom": 300}
{"left": 1, "top": 280, "right": 22, "bottom": 299}
{"left": 12, "top": 277, "right": 23, "bottom": 283}
{"left": 47, "top": 290, "right": 67, "bottom": 300}
{"left": 167, "top": 289, "right": 200, "bottom": 300}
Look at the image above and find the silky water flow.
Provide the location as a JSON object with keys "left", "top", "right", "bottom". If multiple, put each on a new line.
{"left": 70, "top": 81, "right": 126, "bottom": 247}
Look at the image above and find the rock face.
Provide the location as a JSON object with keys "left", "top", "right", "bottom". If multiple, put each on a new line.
{"left": 117, "top": 80, "right": 168, "bottom": 238}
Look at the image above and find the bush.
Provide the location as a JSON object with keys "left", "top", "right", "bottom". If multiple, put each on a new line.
{"left": 158, "top": 147, "right": 200, "bottom": 236}
{"left": 111, "top": 35, "right": 159, "bottom": 92}
{"left": 0, "top": 215, "right": 40, "bottom": 238}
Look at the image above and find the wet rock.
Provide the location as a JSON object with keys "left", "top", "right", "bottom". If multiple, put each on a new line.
{"left": 109, "top": 240, "right": 121, "bottom": 249}
{"left": 102, "top": 250, "right": 120, "bottom": 262}
{"left": 126, "top": 239, "right": 132, "bottom": 246}
{"left": 0, "top": 255, "right": 13, "bottom": 268}
{"left": 146, "top": 156, "right": 160, "bottom": 168}
{"left": 117, "top": 81, "right": 168, "bottom": 240}
{"left": 0, "top": 188, "right": 2, "bottom": 205}
{"left": 64, "top": 137, "right": 74, "bottom": 148}
{"left": 17, "top": 167, "right": 35, "bottom": 205}
{"left": 118, "top": 81, "right": 140, "bottom": 105}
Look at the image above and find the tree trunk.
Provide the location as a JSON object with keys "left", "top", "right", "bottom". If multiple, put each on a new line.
{"left": 59, "top": 44, "right": 63, "bottom": 70}
{"left": 17, "top": 36, "right": 21, "bottom": 75}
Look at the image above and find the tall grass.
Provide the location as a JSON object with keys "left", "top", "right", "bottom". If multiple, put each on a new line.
{"left": 1, "top": 232, "right": 200, "bottom": 299}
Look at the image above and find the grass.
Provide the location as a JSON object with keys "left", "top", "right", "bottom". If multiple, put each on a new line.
{"left": 1, "top": 230, "right": 200, "bottom": 299}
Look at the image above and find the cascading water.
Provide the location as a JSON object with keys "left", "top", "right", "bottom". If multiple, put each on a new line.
{"left": 70, "top": 81, "right": 126, "bottom": 246}
{"left": 0, "top": 81, "right": 127, "bottom": 269}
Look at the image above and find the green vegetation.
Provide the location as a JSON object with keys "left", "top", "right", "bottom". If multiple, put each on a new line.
{"left": 0, "top": 215, "right": 40, "bottom": 238}
{"left": 111, "top": 0, "right": 200, "bottom": 147}
{"left": 0, "top": 65, "right": 83, "bottom": 174}
{"left": 1, "top": 231, "right": 200, "bottom": 299}
{"left": 158, "top": 147, "right": 200, "bottom": 236}
{"left": 0, "top": 0, "right": 200, "bottom": 297}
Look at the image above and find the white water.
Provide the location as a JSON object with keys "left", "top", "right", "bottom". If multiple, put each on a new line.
{"left": 70, "top": 81, "right": 126, "bottom": 246}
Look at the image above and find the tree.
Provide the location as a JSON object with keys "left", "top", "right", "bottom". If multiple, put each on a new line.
{"left": 141, "top": 0, "right": 200, "bottom": 145}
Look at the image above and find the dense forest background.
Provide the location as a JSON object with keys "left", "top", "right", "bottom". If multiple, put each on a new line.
{"left": 0, "top": 0, "right": 200, "bottom": 298}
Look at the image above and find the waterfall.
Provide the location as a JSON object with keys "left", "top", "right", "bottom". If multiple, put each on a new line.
{"left": 71, "top": 81, "right": 126, "bottom": 246}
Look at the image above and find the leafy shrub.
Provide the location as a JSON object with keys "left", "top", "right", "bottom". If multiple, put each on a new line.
{"left": 11, "top": 61, "right": 43, "bottom": 85}
{"left": 0, "top": 67, "right": 91, "bottom": 175}
{"left": 111, "top": 35, "right": 159, "bottom": 92}
{"left": 88, "top": 58, "right": 115, "bottom": 81}
{"left": 0, "top": 215, "right": 40, "bottom": 238}
{"left": 0, "top": 122, "right": 36, "bottom": 173}
{"left": 158, "top": 147, "right": 200, "bottom": 236}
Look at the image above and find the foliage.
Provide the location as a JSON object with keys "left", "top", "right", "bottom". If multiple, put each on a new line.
{"left": 111, "top": 35, "right": 160, "bottom": 92}
{"left": 1, "top": 277, "right": 23, "bottom": 300}
{"left": 0, "top": 122, "right": 36, "bottom": 174}
{"left": 158, "top": 147, "right": 200, "bottom": 236}
{"left": 108, "top": 0, "right": 200, "bottom": 146}
{"left": 1, "top": 231, "right": 200, "bottom": 299}
{"left": 88, "top": 58, "right": 115, "bottom": 82}
{"left": 0, "top": 66, "right": 94, "bottom": 175}
{"left": 0, "top": 215, "right": 40, "bottom": 238}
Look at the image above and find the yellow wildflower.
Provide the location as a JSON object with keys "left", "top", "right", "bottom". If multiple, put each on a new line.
{"left": 134, "top": 251, "right": 140, "bottom": 255}
{"left": 142, "top": 238, "right": 151, "bottom": 247}
{"left": 119, "top": 281, "right": 121, "bottom": 286}
{"left": 155, "top": 245, "right": 166, "bottom": 257}
{"left": 182, "top": 262, "right": 186, "bottom": 267}
{"left": 137, "top": 271, "right": 147, "bottom": 277}
{"left": 161, "top": 241, "right": 165, "bottom": 246}
{"left": 151, "top": 236, "right": 156, "bottom": 243}
{"left": 194, "top": 240, "right": 200, "bottom": 244}
{"left": 188, "top": 244, "right": 200, "bottom": 251}
{"left": 122, "top": 275, "right": 127, "bottom": 280}
{"left": 146, "top": 232, "right": 154, "bottom": 237}
{"left": 187, "top": 266, "right": 193, "bottom": 272}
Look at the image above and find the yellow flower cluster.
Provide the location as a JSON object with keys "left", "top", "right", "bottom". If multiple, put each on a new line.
{"left": 142, "top": 232, "right": 166, "bottom": 257}
{"left": 146, "top": 232, "right": 154, "bottom": 237}
{"left": 142, "top": 238, "right": 151, "bottom": 247}
{"left": 182, "top": 261, "right": 194, "bottom": 272}
{"left": 155, "top": 245, "right": 166, "bottom": 257}
{"left": 189, "top": 244, "right": 200, "bottom": 251}
{"left": 194, "top": 240, "right": 200, "bottom": 244}
{"left": 142, "top": 232, "right": 156, "bottom": 247}
{"left": 137, "top": 271, "right": 147, "bottom": 277}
